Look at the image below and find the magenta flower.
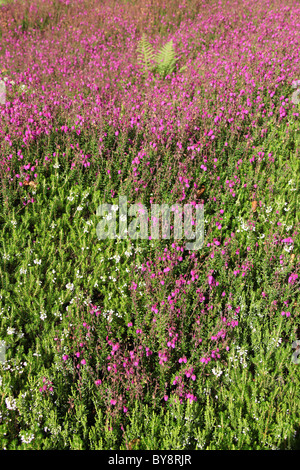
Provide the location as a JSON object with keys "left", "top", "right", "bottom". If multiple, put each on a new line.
{"left": 288, "top": 273, "right": 298, "bottom": 284}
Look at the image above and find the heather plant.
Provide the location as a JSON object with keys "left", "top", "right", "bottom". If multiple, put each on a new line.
{"left": 0, "top": 0, "right": 300, "bottom": 450}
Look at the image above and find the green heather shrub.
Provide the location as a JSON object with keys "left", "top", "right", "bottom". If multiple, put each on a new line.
{"left": 0, "top": 0, "right": 300, "bottom": 450}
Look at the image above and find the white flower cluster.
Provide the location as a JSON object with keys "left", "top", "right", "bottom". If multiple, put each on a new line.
{"left": 5, "top": 396, "right": 17, "bottom": 410}
{"left": 211, "top": 367, "right": 223, "bottom": 377}
{"left": 66, "top": 283, "right": 74, "bottom": 291}
{"left": 20, "top": 432, "right": 35, "bottom": 444}
{"left": 102, "top": 309, "right": 123, "bottom": 322}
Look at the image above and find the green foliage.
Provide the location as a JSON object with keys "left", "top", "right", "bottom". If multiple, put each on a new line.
{"left": 137, "top": 33, "right": 186, "bottom": 80}
{"left": 0, "top": 0, "right": 300, "bottom": 452}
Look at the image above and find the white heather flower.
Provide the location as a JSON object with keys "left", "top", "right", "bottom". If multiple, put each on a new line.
{"left": 7, "top": 327, "right": 15, "bottom": 335}
{"left": 66, "top": 283, "right": 74, "bottom": 291}
{"left": 5, "top": 396, "right": 17, "bottom": 410}
{"left": 3, "top": 254, "right": 10, "bottom": 260}
{"left": 111, "top": 205, "right": 118, "bottom": 212}
{"left": 11, "top": 220, "right": 17, "bottom": 227}
{"left": 53, "top": 163, "right": 60, "bottom": 169}
{"left": 211, "top": 368, "right": 223, "bottom": 377}
{"left": 76, "top": 206, "right": 83, "bottom": 211}
{"left": 40, "top": 312, "right": 47, "bottom": 321}
{"left": 20, "top": 432, "right": 35, "bottom": 444}
{"left": 33, "top": 259, "right": 41, "bottom": 265}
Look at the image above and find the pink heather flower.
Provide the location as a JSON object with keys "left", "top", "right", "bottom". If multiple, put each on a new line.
{"left": 123, "top": 406, "right": 128, "bottom": 413}
{"left": 286, "top": 311, "right": 291, "bottom": 317}
{"left": 164, "top": 395, "right": 168, "bottom": 401}
{"left": 80, "top": 359, "right": 86, "bottom": 365}
{"left": 282, "top": 237, "right": 293, "bottom": 243}
{"left": 95, "top": 380, "right": 102, "bottom": 386}
{"left": 110, "top": 399, "right": 117, "bottom": 406}
{"left": 281, "top": 311, "right": 285, "bottom": 316}
{"left": 62, "top": 355, "right": 68, "bottom": 361}
{"left": 127, "top": 322, "right": 133, "bottom": 327}
{"left": 288, "top": 273, "right": 298, "bottom": 284}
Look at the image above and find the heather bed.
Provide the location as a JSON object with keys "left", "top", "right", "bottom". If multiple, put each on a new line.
{"left": 0, "top": 0, "right": 299, "bottom": 450}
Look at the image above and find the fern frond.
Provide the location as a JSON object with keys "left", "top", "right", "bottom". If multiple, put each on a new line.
{"left": 137, "top": 33, "right": 156, "bottom": 78}
{"left": 153, "top": 39, "right": 178, "bottom": 78}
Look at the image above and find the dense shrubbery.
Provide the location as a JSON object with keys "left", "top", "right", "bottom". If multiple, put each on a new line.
{"left": 0, "top": 0, "right": 299, "bottom": 450}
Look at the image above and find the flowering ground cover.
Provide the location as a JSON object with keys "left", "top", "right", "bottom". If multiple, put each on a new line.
{"left": 0, "top": 0, "right": 300, "bottom": 450}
